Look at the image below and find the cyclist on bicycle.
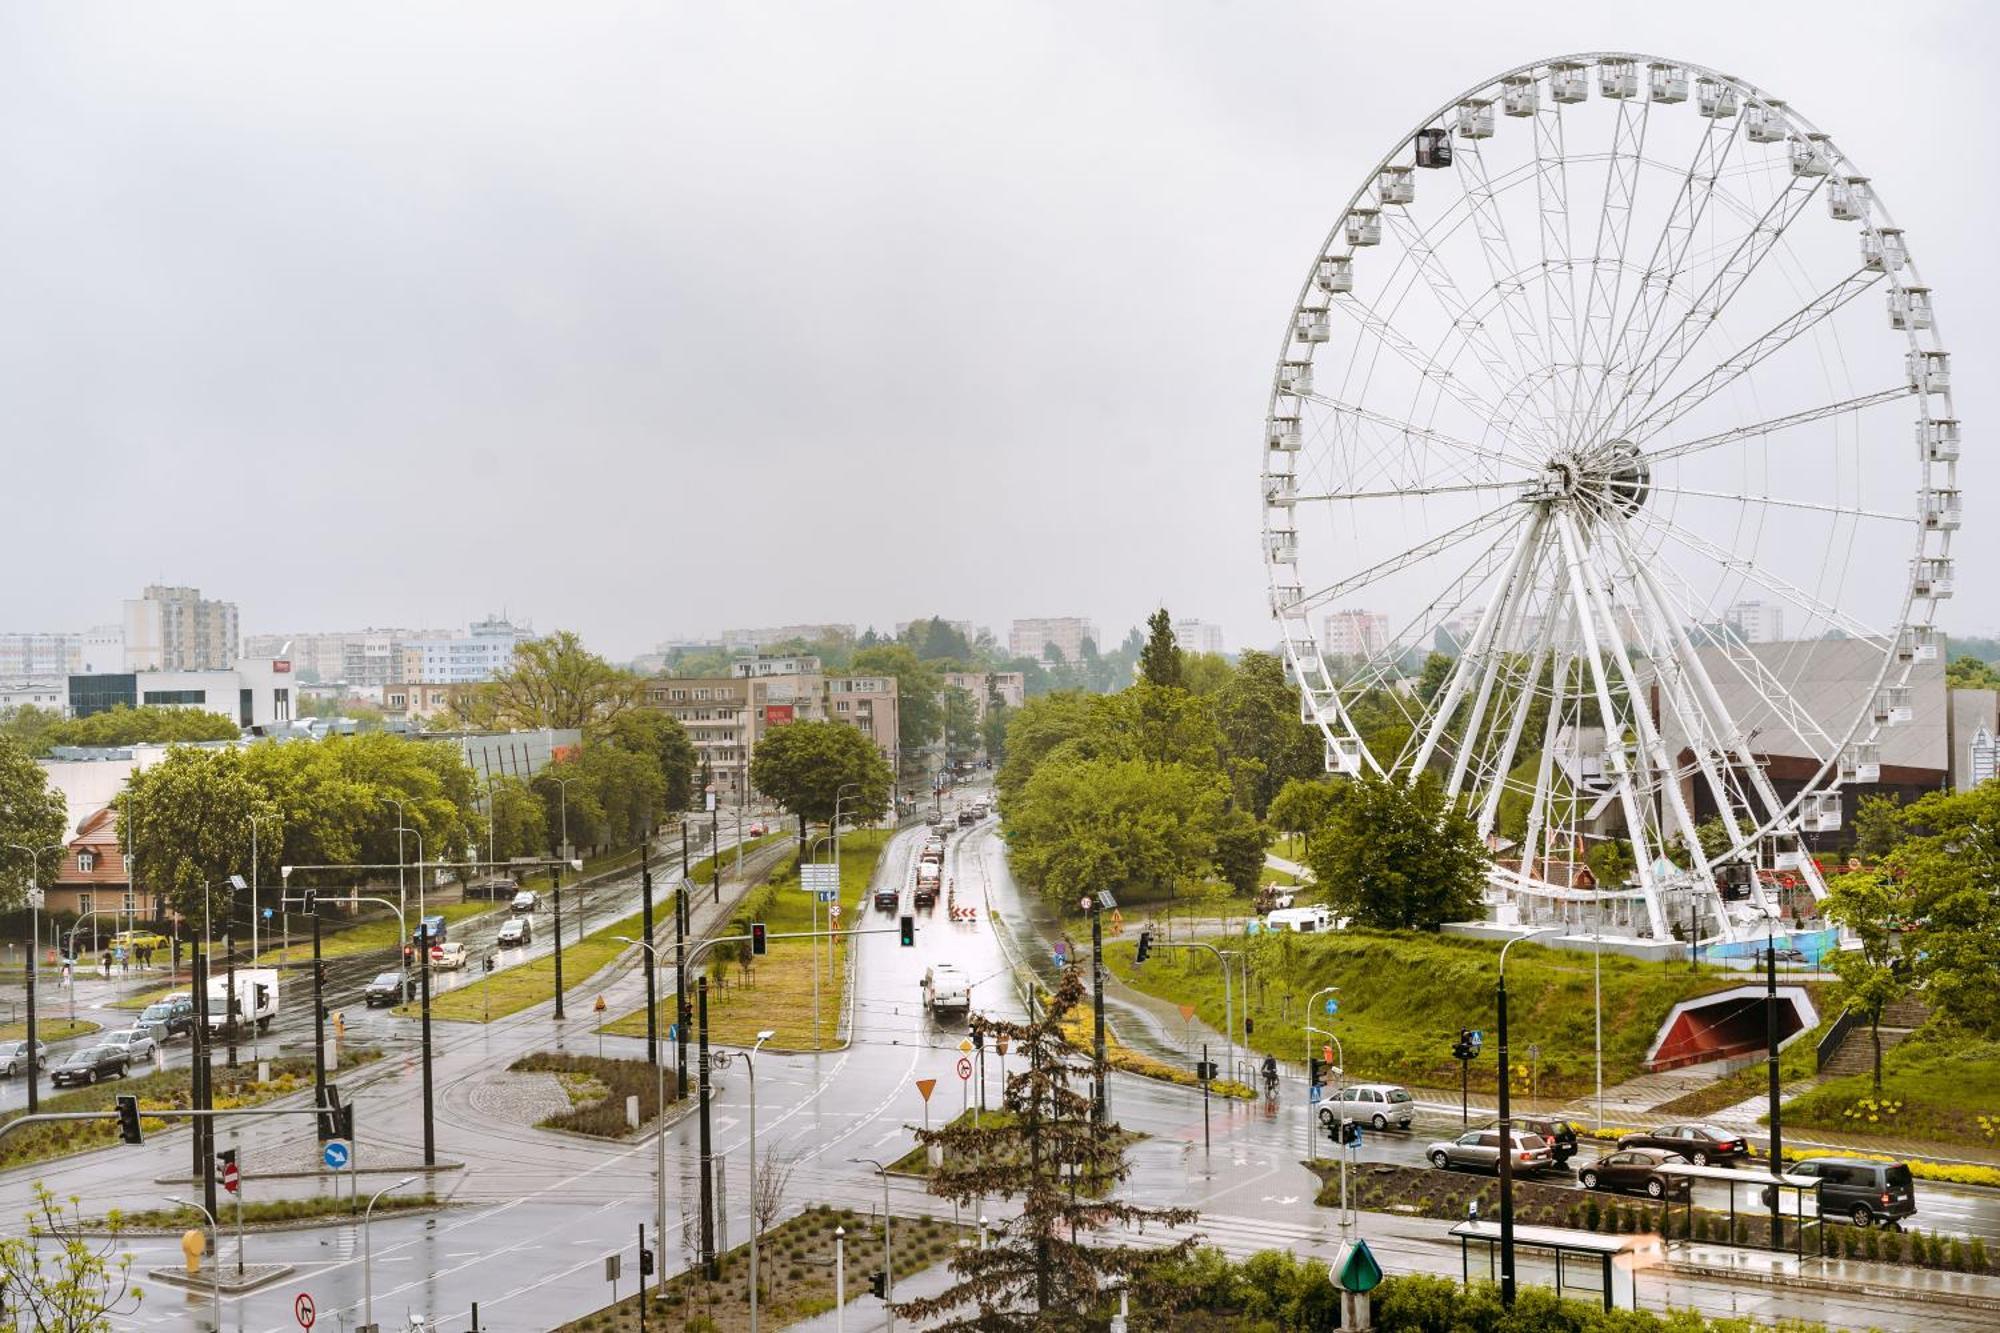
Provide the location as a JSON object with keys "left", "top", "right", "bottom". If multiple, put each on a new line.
{"left": 1261, "top": 1055, "right": 1279, "bottom": 1094}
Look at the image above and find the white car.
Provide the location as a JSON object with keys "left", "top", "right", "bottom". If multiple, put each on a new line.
{"left": 497, "top": 918, "right": 531, "bottom": 948}
{"left": 100, "top": 1028, "right": 158, "bottom": 1065}
{"left": 429, "top": 941, "right": 469, "bottom": 970}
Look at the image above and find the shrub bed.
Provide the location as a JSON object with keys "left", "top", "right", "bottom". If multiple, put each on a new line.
{"left": 512, "top": 1051, "right": 682, "bottom": 1137}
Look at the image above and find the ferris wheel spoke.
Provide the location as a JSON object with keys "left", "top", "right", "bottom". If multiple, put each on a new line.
{"left": 1627, "top": 507, "right": 1890, "bottom": 648}
{"left": 1332, "top": 529, "right": 1531, "bottom": 703}
{"left": 1582, "top": 115, "right": 1746, "bottom": 440}
{"left": 1452, "top": 141, "right": 1571, "bottom": 439}
{"left": 1640, "top": 387, "right": 1912, "bottom": 466}
{"left": 1566, "top": 95, "right": 1652, "bottom": 453}
{"left": 1325, "top": 298, "right": 1521, "bottom": 441}
{"left": 1295, "top": 502, "right": 1527, "bottom": 615}
{"left": 1621, "top": 268, "right": 1887, "bottom": 445}
{"left": 1293, "top": 479, "right": 1523, "bottom": 505}
{"left": 1639, "top": 483, "right": 1914, "bottom": 527}
{"left": 1600, "top": 172, "right": 1834, "bottom": 441}
{"left": 1531, "top": 98, "right": 1583, "bottom": 444}
{"left": 1300, "top": 393, "right": 1539, "bottom": 476}
{"left": 1412, "top": 513, "right": 1548, "bottom": 777}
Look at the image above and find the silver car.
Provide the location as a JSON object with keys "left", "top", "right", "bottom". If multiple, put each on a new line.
{"left": 2, "top": 1039, "right": 47, "bottom": 1077}
{"left": 100, "top": 1028, "right": 158, "bottom": 1065}
{"left": 1428, "top": 1128, "right": 1554, "bottom": 1174}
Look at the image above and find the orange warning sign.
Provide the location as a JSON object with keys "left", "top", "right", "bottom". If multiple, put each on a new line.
{"left": 915, "top": 1078, "right": 938, "bottom": 1103}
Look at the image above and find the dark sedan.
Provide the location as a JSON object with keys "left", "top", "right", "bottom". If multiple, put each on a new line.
{"left": 1615, "top": 1123, "right": 1750, "bottom": 1166}
{"left": 50, "top": 1046, "right": 129, "bottom": 1088}
{"left": 1579, "top": 1147, "right": 1692, "bottom": 1200}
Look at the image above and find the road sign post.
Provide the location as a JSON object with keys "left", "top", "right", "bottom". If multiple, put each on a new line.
{"left": 295, "top": 1292, "right": 316, "bottom": 1329}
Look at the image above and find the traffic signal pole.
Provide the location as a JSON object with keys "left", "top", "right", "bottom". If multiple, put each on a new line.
{"left": 551, "top": 863, "right": 566, "bottom": 1021}
{"left": 417, "top": 924, "right": 436, "bottom": 1166}
{"left": 697, "top": 976, "right": 715, "bottom": 1278}
{"left": 311, "top": 903, "right": 326, "bottom": 1129}
{"left": 1089, "top": 899, "right": 1108, "bottom": 1126}
{"left": 674, "top": 890, "right": 689, "bottom": 1097}
{"left": 641, "top": 841, "right": 657, "bottom": 1067}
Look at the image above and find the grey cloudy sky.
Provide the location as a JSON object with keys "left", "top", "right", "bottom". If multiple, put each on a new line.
{"left": 1, "top": 1, "right": 1991, "bottom": 660}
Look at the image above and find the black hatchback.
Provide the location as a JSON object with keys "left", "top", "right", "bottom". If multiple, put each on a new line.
{"left": 1763, "top": 1157, "right": 1917, "bottom": 1228}
{"left": 50, "top": 1046, "right": 128, "bottom": 1087}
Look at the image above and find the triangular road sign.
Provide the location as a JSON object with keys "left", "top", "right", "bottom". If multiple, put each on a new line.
{"left": 915, "top": 1078, "right": 937, "bottom": 1103}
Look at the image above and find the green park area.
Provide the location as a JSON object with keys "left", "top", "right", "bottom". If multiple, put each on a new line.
{"left": 0, "top": 1017, "right": 99, "bottom": 1043}
{"left": 602, "top": 829, "right": 890, "bottom": 1050}
{"left": 1783, "top": 1031, "right": 2000, "bottom": 1149}
{"left": 1107, "top": 929, "right": 1744, "bottom": 1097}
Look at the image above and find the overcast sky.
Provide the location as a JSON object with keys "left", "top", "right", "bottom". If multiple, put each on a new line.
{"left": 0, "top": 1, "right": 1990, "bottom": 660}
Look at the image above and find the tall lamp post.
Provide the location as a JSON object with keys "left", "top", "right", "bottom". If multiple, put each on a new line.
{"left": 1760, "top": 904, "right": 1786, "bottom": 1249}
{"left": 1496, "top": 927, "right": 1554, "bottom": 1307}
{"left": 617, "top": 936, "right": 675, "bottom": 1299}
{"left": 163, "top": 1195, "right": 223, "bottom": 1331}
{"left": 393, "top": 824, "right": 434, "bottom": 1167}
{"left": 1303, "top": 985, "right": 1340, "bottom": 1161}
{"left": 248, "top": 813, "right": 278, "bottom": 960}
{"left": 745, "top": 1030, "right": 776, "bottom": 1333}
{"left": 363, "top": 1175, "right": 419, "bottom": 1327}
{"left": 379, "top": 796, "right": 410, "bottom": 950}
{"left": 6, "top": 842, "right": 64, "bottom": 1115}
{"left": 855, "top": 1156, "right": 894, "bottom": 1333}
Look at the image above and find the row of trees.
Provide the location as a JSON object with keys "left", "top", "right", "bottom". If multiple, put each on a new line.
{"left": 1, "top": 703, "right": 245, "bottom": 755}
{"left": 995, "top": 611, "right": 1330, "bottom": 909}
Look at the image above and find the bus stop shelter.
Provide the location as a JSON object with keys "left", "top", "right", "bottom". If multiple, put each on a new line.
{"left": 1654, "top": 1162, "right": 1823, "bottom": 1258}
{"left": 1449, "top": 1220, "right": 1664, "bottom": 1311}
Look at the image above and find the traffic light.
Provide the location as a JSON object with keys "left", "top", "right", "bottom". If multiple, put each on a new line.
{"left": 1244, "top": 1016, "right": 1254, "bottom": 1036}
{"left": 1135, "top": 930, "right": 1152, "bottom": 964}
{"left": 319, "top": 1085, "right": 346, "bottom": 1142}
{"left": 899, "top": 915, "right": 915, "bottom": 948}
{"left": 869, "top": 1270, "right": 888, "bottom": 1299}
{"left": 751, "top": 922, "right": 767, "bottom": 957}
{"left": 302, "top": 889, "right": 317, "bottom": 914}
{"left": 115, "top": 1094, "right": 143, "bottom": 1145}
{"left": 1308, "top": 1056, "right": 1326, "bottom": 1088}
{"left": 971, "top": 1028, "right": 983, "bottom": 1051}
{"left": 639, "top": 1248, "right": 655, "bottom": 1277}
{"left": 1452, "top": 1028, "right": 1483, "bottom": 1061}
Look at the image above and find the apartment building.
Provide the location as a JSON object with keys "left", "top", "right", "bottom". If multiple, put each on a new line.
{"left": 1174, "top": 619, "right": 1227, "bottom": 656}
{"left": 123, "top": 585, "right": 239, "bottom": 672}
{"left": 942, "top": 670, "right": 1026, "bottom": 719}
{"left": 401, "top": 616, "right": 530, "bottom": 684}
{"left": 0, "top": 632, "right": 83, "bottom": 676}
{"left": 1323, "top": 609, "right": 1390, "bottom": 659}
{"left": 1009, "top": 617, "right": 1099, "bottom": 663}
{"left": 718, "top": 624, "right": 855, "bottom": 653}
{"left": 642, "top": 665, "right": 900, "bottom": 801}
{"left": 824, "top": 674, "right": 901, "bottom": 771}
{"left": 0, "top": 679, "right": 66, "bottom": 711}
{"left": 643, "top": 676, "right": 757, "bottom": 800}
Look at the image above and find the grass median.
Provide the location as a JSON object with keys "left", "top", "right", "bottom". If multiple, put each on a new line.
{"left": 403, "top": 902, "right": 652, "bottom": 1023}
{"left": 256, "top": 900, "right": 500, "bottom": 966}
{"left": 602, "top": 829, "right": 889, "bottom": 1051}
{"left": 0, "top": 1017, "right": 100, "bottom": 1043}
{"left": 105, "top": 1192, "right": 442, "bottom": 1231}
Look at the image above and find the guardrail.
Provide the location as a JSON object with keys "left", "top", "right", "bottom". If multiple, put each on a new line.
{"left": 1816, "top": 1005, "right": 1860, "bottom": 1074}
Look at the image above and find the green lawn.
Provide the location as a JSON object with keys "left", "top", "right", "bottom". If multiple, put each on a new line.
{"left": 602, "top": 830, "right": 887, "bottom": 1050}
{"left": 1784, "top": 1031, "right": 2000, "bottom": 1148}
{"left": 0, "top": 1017, "right": 100, "bottom": 1043}
{"left": 403, "top": 902, "right": 655, "bottom": 1023}
{"left": 256, "top": 900, "right": 500, "bottom": 966}
{"left": 1108, "top": 929, "right": 1743, "bottom": 1097}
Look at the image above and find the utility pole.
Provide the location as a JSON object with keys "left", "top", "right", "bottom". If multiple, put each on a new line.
{"left": 641, "top": 840, "right": 657, "bottom": 1066}
{"left": 711, "top": 803, "right": 721, "bottom": 905}
{"left": 417, "top": 923, "right": 436, "bottom": 1166}
{"left": 675, "top": 888, "right": 690, "bottom": 1097}
{"left": 1767, "top": 923, "right": 1785, "bottom": 1250}
{"left": 224, "top": 926, "right": 238, "bottom": 1069}
{"left": 1086, "top": 895, "right": 1108, "bottom": 1124}
{"left": 551, "top": 860, "right": 566, "bottom": 1021}
{"left": 311, "top": 899, "right": 326, "bottom": 1125}
{"left": 698, "top": 976, "right": 716, "bottom": 1278}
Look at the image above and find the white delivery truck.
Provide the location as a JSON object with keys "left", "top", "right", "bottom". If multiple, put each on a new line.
{"left": 922, "top": 963, "right": 971, "bottom": 1016}
{"left": 206, "top": 968, "right": 280, "bottom": 1035}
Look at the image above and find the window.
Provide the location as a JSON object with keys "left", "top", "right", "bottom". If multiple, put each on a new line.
{"left": 77, "top": 851, "right": 96, "bottom": 872}
{"left": 836, "top": 701, "right": 850, "bottom": 712}
{"left": 142, "top": 688, "right": 208, "bottom": 706}
{"left": 78, "top": 893, "right": 92, "bottom": 916}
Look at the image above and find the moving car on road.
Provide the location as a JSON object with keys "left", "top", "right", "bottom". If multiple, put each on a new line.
{"left": 2, "top": 1039, "right": 47, "bottom": 1077}
{"left": 1761, "top": 1157, "right": 1917, "bottom": 1229}
{"left": 430, "top": 941, "right": 469, "bottom": 970}
{"left": 139, "top": 996, "right": 196, "bottom": 1039}
{"left": 1428, "top": 1128, "right": 1554, "bottom": 1174}
{"left": 1615, "top": 1123, "right": 1750, "bottom": 1167}
{"left": 497, "top": 917, "right": 531, "bottom": 948}
{"left": 874, "top": 881, "right": 900, "bottom": 911}
{"left": 1505, "top": 1115, "right": 1580, "bottom": 1164}
{"left": 363, "top": 971, "right": 406, "bottom": 1007}
{"left": 51, "top": 1046, "right": 129, "bottom": 1087}
{"left": 100, "top": 1027, "right": 159, "bottom": 1065}
{"left": 109, "top": 929, "right": 172, "bottom": 955}
{"left": 510, "top": 890, "right": 541, "bottom": 914}
{"left": 1335, "top": 1083, "right": 1416, "bottom": 1130}
{"left": 1579, "top": 1148, "right": 1691, "bottom": 1200}
{"left": 922, "top": 964, "right": 971, "bottom": 1016}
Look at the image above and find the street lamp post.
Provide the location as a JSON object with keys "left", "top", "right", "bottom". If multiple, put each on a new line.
{"left": 394, "top": 824, "right": 435, "bottom": 1168}
{"left": 1303, "top": 986, "right": 1340, "bottom": 1161}
{"left": 746, "top": 1030, "right": 776, "bottom": 1333}
{"left": 1761, "top": 906, "right": 1786, "bottom": 1250}
{"left": 6, "top": 842, "right": 63, "bottom": 1116}
{"left": 248, "top": 814, "right": 277, "bottom": 961}
{"left": 1496, "top": 927, "right": 1554, "bottom": 1307}
{"left": 856, "top": 1157, "right": 894, "bottom": 1333}
{"left": 163, "top": 1195, "right": 223, "bottom": 1332}
{"left": 617, "top": 936, "right": 674, "bottom": 1298}
{"left": 379, "top": 796, "right": 410, "bottom": 963}
{"left": 1306, "top": 1024, "right": 1350, "bottom": 1231}
{"left": 363, "top": 1175, "right": 419, "bottom": 1327}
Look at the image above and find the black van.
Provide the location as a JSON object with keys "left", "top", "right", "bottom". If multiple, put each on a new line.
{"left": 1762, "top": 1156, "right": 1917, "bottom": 1228}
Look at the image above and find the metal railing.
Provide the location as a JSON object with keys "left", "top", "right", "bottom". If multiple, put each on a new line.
{"left": 1815, "top": 1006, "right": 1861, "bottom": 1074}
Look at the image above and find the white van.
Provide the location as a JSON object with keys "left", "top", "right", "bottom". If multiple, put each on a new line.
{"left": 1266, "top": 906, "right": 1337, "bottom": 933}
{"left": 922, "top": 964, "right": 971, "bottom": 1016}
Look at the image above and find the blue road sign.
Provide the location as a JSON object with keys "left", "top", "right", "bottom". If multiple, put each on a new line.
{"left": 1308, "top": 1084, "right": 1322, "bottom": 1104}
{"left": 323, "top": 1140, "right": 350, "bottom": 1171}
{"left": 1324, "top": 998, "right": 1340, "bottom": 1014}
{"left": 668, "top": 1024, "right": 679, "bottom": 1041}
{"left": 263, "top": 908, "right": 274, "bottom": 920}
{"left": 816, "top": 888, "right": 838, "bottom": 903}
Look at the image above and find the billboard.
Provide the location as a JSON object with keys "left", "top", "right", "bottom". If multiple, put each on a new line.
{"left": 766, "top": 704, "right": 795, "bottom": 726}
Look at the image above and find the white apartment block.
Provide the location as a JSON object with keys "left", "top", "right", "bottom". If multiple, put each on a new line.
{"left": 732, "top": 654, "right": 822, "bottom": 678}
{"left": 400, "top": 616, "right": 530, "bottom": 684}
{"left": 943, "top": 671, "right": 1026, "bottom": 719}
{"left": 1323, "top": 610, "right": 1390, "bottom": 658}
{"left": 1724, "top": 600, "right": 1785, "bottom": 644}
{"left": 0, "top": 633, "right": 83, "bottom": 676}
{"left": 1009, "top": 617, "right": 1099, "bottom": 663}
{"left": 1174, "top": 619, "right": 1226, "bottom": 656}
{"left": 122, "top": 585, "right": 239, "bottom": 672}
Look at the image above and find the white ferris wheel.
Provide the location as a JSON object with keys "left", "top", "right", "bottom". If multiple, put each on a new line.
{"left": 1262, "top": 53, "right": 1959, "bottom": 944}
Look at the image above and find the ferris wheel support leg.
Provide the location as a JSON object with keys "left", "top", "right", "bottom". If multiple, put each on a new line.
{"left": 1477, "top": 600, "right": 1561, "bottom": 840}
{"left": 1413, "top": 512, "right": 1545, "bottom": 780}
{"left": 1519, "top": 633, "right": 1573, "bottom": 890}
{"left": 1568, "top": 521, "right": 1732, "bottom": 939}
{"left": 1553, "top": 512, "right": 1669, "bottom": 941}
{"left": 1449, "top": 526, "right": 1547, "bottom": 800}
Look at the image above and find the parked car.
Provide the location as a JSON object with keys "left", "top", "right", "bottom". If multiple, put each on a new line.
{"left": 1265, "top": 906, "right": 1339, "bottom": 933}
{"left": 430, "top": 941, "right": 469, "bottom": 970}
{"left": 1506, "top": 1115, "right": 1581, "bottom": 1164}
{"left": 1615, "top": 1123, "right": 1750, "bottom": 1166}
{"left": 51, "top": 1046, "right": 128, "bottom": 1087}
{"left": 139, "top": 996, "right": 196, "bottom": 1039}
{"left": 1579, "top": 1148, "right": 1692, "bottom": 1200}
{"left": 100, "top": 1027, "right": 159, "bottom": 1065}
{"left": 510, "top": 890, "right": 541, "bottom": 914}
{"left": 1334, "top": 1084, "right": 1416, "bottom": 1130}
{"left": 1428, "top": 1128, "right": 1554, "bottom": 1174}
{"left": 1762, "top": 1157, "right": 1917, "bottom": 1229}
{"left": 2, "top": 1039, "right": 47, "bottom": 1077}
{"left": 363, "top": 971, "right": 407, "bottom": 1007}
{"left": 109, "top": 929, "right": 172, "bottom": 955}
{"left": 497, "top": 917, "right": 531, "bottom": 948}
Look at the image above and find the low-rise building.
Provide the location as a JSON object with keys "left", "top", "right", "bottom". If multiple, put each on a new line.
{"left": 65, "top": 656, "right": 300, "bottom": 729}
{"left": 942, "top": 671, "right": 1025, "bottom": 718}
{"left": 42, "top": 807, "right": 168, "bottom": 926}
{"left": 642, "top": 666, "right": 900, "bottom": 801}
{"left": 0, "top": 678, "right": 66, "bottom": 712}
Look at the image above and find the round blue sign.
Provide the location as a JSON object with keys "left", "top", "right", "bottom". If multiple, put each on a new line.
{"left": 323, "top": 1140, "right": 350, "bottom": 1170}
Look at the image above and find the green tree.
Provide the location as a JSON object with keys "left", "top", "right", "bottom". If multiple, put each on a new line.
{"left": 0, "top": 1183, "right": 143, "bottom": 1330}
{"left": 0, "top": 704, "right": 63, "bottom": 752}
{"left": 1267, "top": 777, "right": 1343, "bottom": 858}
{"left": 532, "top": 760, "right": 608, "bottom": 854}
{"left": 1138, "top": 608, "right": 1183, "bottom": 689}
{"left": 117, "top": 747, "right": 279, "bottom": 929}
{"left": 853, "top": 643, "right": 945, "bottom": 762}
{"left": 1853, "top": 793, "right": 1905, "bottom": 861}
{"left": 1821, "top": 871, "right": 1916, "bottom": 1092}
{"left": 942, "top": 686, "right": 980, "bottom": 762}
{"left": 748, "top": 720, "right": 895, "bottom": 857}
{"left": 1213, "top": 651, "right": 1324, "bottom": 817}
{"left": 996, "top": 693, "right": 1117, "bottom": 806}
{"left": 0, "top": 735, "right": 68, "bottom": 908}
{"left": 1884, "top": 781, "right": 2000, "bottom": 1034}
{"left": 903, "top": 616, "right": 973, "bottom": 662}
{"left": 897, "top": 967, "right": 1197, "bottom": 1330}
{"left": 1211, "top": 810, "right": 1273, "bottom": 896}
{"left": 40, "top": 705, "right": 242, "bottom": 750}
{"left": 1415, "top": 652, "right": 1455, "bottom": 706}
{"left": 1004, "top": 756, "right": 1225, "bottom": 908}
{"left": 1306, "top": 774, "right": 1487, "bottom": 930}
{"left": 485, "top": 775, "right": 549, "bottom": 861}
{"left": 1945, "top": 655, "right": 2000, "bottom": 690}
{"left": 447, "top": 630, "right": 638, "bottom": 733}
{"left": 577, "top": 741, "right": 667, "bottom": 846}
{"left": 1180, "top": 652, "right": 1235, "bottom": 697}
{"left": 598, "top": 708, "right": 700, "bottom": 813}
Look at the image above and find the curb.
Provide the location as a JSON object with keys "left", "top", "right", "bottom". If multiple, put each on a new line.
{"left": 1671, "top": 1258, "right": 1998, "bottom": 1311}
